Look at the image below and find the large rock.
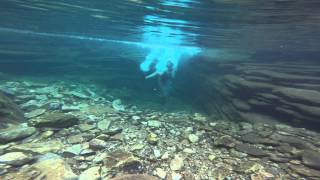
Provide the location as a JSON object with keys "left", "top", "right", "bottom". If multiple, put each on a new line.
{"left": 301, "top": 150, "right": 320, "bottom": 170}
{"left": 0, "top": 152, "right": 33, "bottom": 166}
{"left": 273, "top": 87, "right": 320, "bottom": 106}
{"left": 0, "top": 92, "right": 25, "bottom": 127}
{"left": 235, "top": 144, "right": 269, "bottom": 157}
{"left": 3, "top": 153, "right": 77, "bottom": 180}
{"left": 28, "top": 112, "right": 79, "bottom": 128}
{"left": 0, "top": 124, "right": 36, "bottom": 144}
{"left": 8, "top": 140, "right": 64, "bottom": 154}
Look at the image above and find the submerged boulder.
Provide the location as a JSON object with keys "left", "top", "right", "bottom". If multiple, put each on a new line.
{"left": 0, "top": 152, "right": 33, "bottom": 166}
{"left": 0, "top": 124, "right": 36, "bottom": 144}
{"left": 0, "top": 92, "right": 25, "bottom": 128}
{"left": 28, "top": 112, "right": 79, "bottom": 128}
{"left": 3, "top": 153, "right": 77, "bottom": 180}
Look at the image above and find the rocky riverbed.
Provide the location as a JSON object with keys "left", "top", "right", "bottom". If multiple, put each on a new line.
{"left": 0, "top": 78, "right": 320, "bottom": 179}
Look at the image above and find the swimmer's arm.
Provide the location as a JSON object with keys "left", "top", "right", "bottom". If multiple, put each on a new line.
{"left": 145, "top": 71, "right": 159, "bottom": 79}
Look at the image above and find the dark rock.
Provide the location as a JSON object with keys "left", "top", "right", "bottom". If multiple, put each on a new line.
{"left": 214, "top": 135, "right": 236, "bottom": 148}
{"left": 273, "top": 87, "right": 320, "bottom": 106}
{"left": 235, "top": 144, "right": 269, "bottom": 157}
{"left": 277, "top": 144, "right": 295, "bottom": 154}
{"left": 271, "top": 134, "right": 316, "bottom": 150}
{"left": 28, "top": 112, "right": 79, "bottom": 128}
{"left": 269, "top": 155, "right": 290, "bottom": 163}
{"left": 0, "top": 124, "right": 36, "bottom": 144}
{"left": 301, "top": 150, "right": 320, "bottom": 170}
{"left": 122, "top": 160, "right": 144, "bottom": 174}
{"left": 289, "top": 165, "right": 320, "bottom": 179}
{"left": 0, "top": 92, "right": 25, "bottom": 127}
{"left": 241, "top": 132, "right": 279, "bottom": 146}
{"left": 104, "top": 127, "right": 122, "bottom": 136}
{"left": 232, "top": 99, "right": 251, "bottom": 111}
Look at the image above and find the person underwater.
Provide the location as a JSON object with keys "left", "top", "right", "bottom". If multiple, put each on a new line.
{"left": 144, "top": 60, "right": 174, "bottom": 100}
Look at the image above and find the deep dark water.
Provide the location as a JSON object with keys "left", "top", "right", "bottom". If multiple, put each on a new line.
{"left": 1, "top": 0, "right": 320, "bottom": 179}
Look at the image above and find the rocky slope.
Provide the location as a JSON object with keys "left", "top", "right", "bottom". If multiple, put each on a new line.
{"left": 0, "top": 78, "right": 319, "bottom": 179}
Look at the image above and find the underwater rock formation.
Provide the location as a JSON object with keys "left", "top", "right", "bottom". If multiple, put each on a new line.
{"left": 0, "top": 92, "right": 25, "bottom": 128}
{"left": 222, "top": 62, "right": 320, "bottom": 125}
{"left": 182, "top": 60, "right": 320, "bottom": 127}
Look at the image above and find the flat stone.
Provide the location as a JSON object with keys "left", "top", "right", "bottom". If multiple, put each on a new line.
{"left": 301, "top": 150, "right": 320, "bottom": 170}
{"left": 109, "top": 174, "right": 159, "bottom": 180}
{"left": 289, "top": 164, "right": 320, "bottom": 179}
{"left": 63, "top": 144, "right": 83, "bottom": 156}
{"left": 104, "top": 127, "right": 122, "bottom": 136}
{"left": 79, "top": 166, "right": 101, "bottom": 180}
{"left": 67, "top": 134, "right": 85, "bottom": 144}
{"left": 0, "top": 124, "right": 36, "bottom": 143}
{"left": 188, "top": 134, "right": 199, "bottom": 143}
{"left": 28, "top": 112, "right": 79, "bottom": 128}
{"left": 25, "top": 109, "right": 46, "bottom": 119}
{"left": 8, "top": 140, "right": 64, "bottom": 154}
{"left": 235, "top": 144, "right": 268, "bottom": 157}
{"left": 78, "top": 123, "right": 95, "bottom": 132}
{"left": 104, "top": 150, "right": 142, "bottom": 173}
{"left": 97, "top": 119, "right": 112, "bottom": 131}
{"left": 214, "top": 135, "right": 236, "bottom": 148}
{"left": 0, "top": 152, "right": 33, "bottom": 166}
{"left": 61, "top": 105, "right": 80, "bottom": 112}
{"left": 89, "top": 139, "right": 107, "bottom": 150}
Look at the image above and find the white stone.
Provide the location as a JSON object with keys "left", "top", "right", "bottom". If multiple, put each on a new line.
{"left": 183, "top": 148, "right": 195, "bottom": 154}
{"left": 153, "top": 148, "right": 161, "bottom": 158}
{"left": 132, "top": 115, "right": 141, "bottom": 121}
{"left": 172, "top": 172, "right": 183, "bottom": 180}
{"left": 208, "top": 154, "right": 216, "bottom": 161}
{"left": 155, "top": 168, "right": 167, "bottom": 179}
{"left": 188, "top": 134, "right": 199, "bottom": 143}
{"left": 161, "top": 151, "right": 170, "bottom": 160}
{"left": 170, "top": 155, "right": 184, "bottom": 171}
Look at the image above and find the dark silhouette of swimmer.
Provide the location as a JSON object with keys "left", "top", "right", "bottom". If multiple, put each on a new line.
{"left": 145, "top": 60, "right": 174, "bottom": 102}
{"left": 158, "top": 61, "right": 174, "bottom": 103}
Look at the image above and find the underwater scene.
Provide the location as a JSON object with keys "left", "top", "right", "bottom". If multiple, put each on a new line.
{"left": 0, "top": 0, "right": 320, "bottom": 179}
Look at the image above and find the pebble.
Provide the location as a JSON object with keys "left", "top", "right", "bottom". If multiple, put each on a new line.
{"left": 188, "top": 134, "right": 199, "bottom": 143}
{"left": 171, "top": 172, "right": 183, "bottom": 180}
{"left": 170, "top": 155, "right": 184, "bottom": 171}
{"left": 89, "top": 139, "right": 107, "bottom": 150}
{"left": 183, "top": 148, "right": 195, "bottom": 154}
{"left": 208, "top": 154, "right": 216, "bottom": 161}
{"left": 153, "top": 148, "right": 161, "bottom": 158}
{"left": 147, "top": 133, "right": 158, "bottom": 145}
